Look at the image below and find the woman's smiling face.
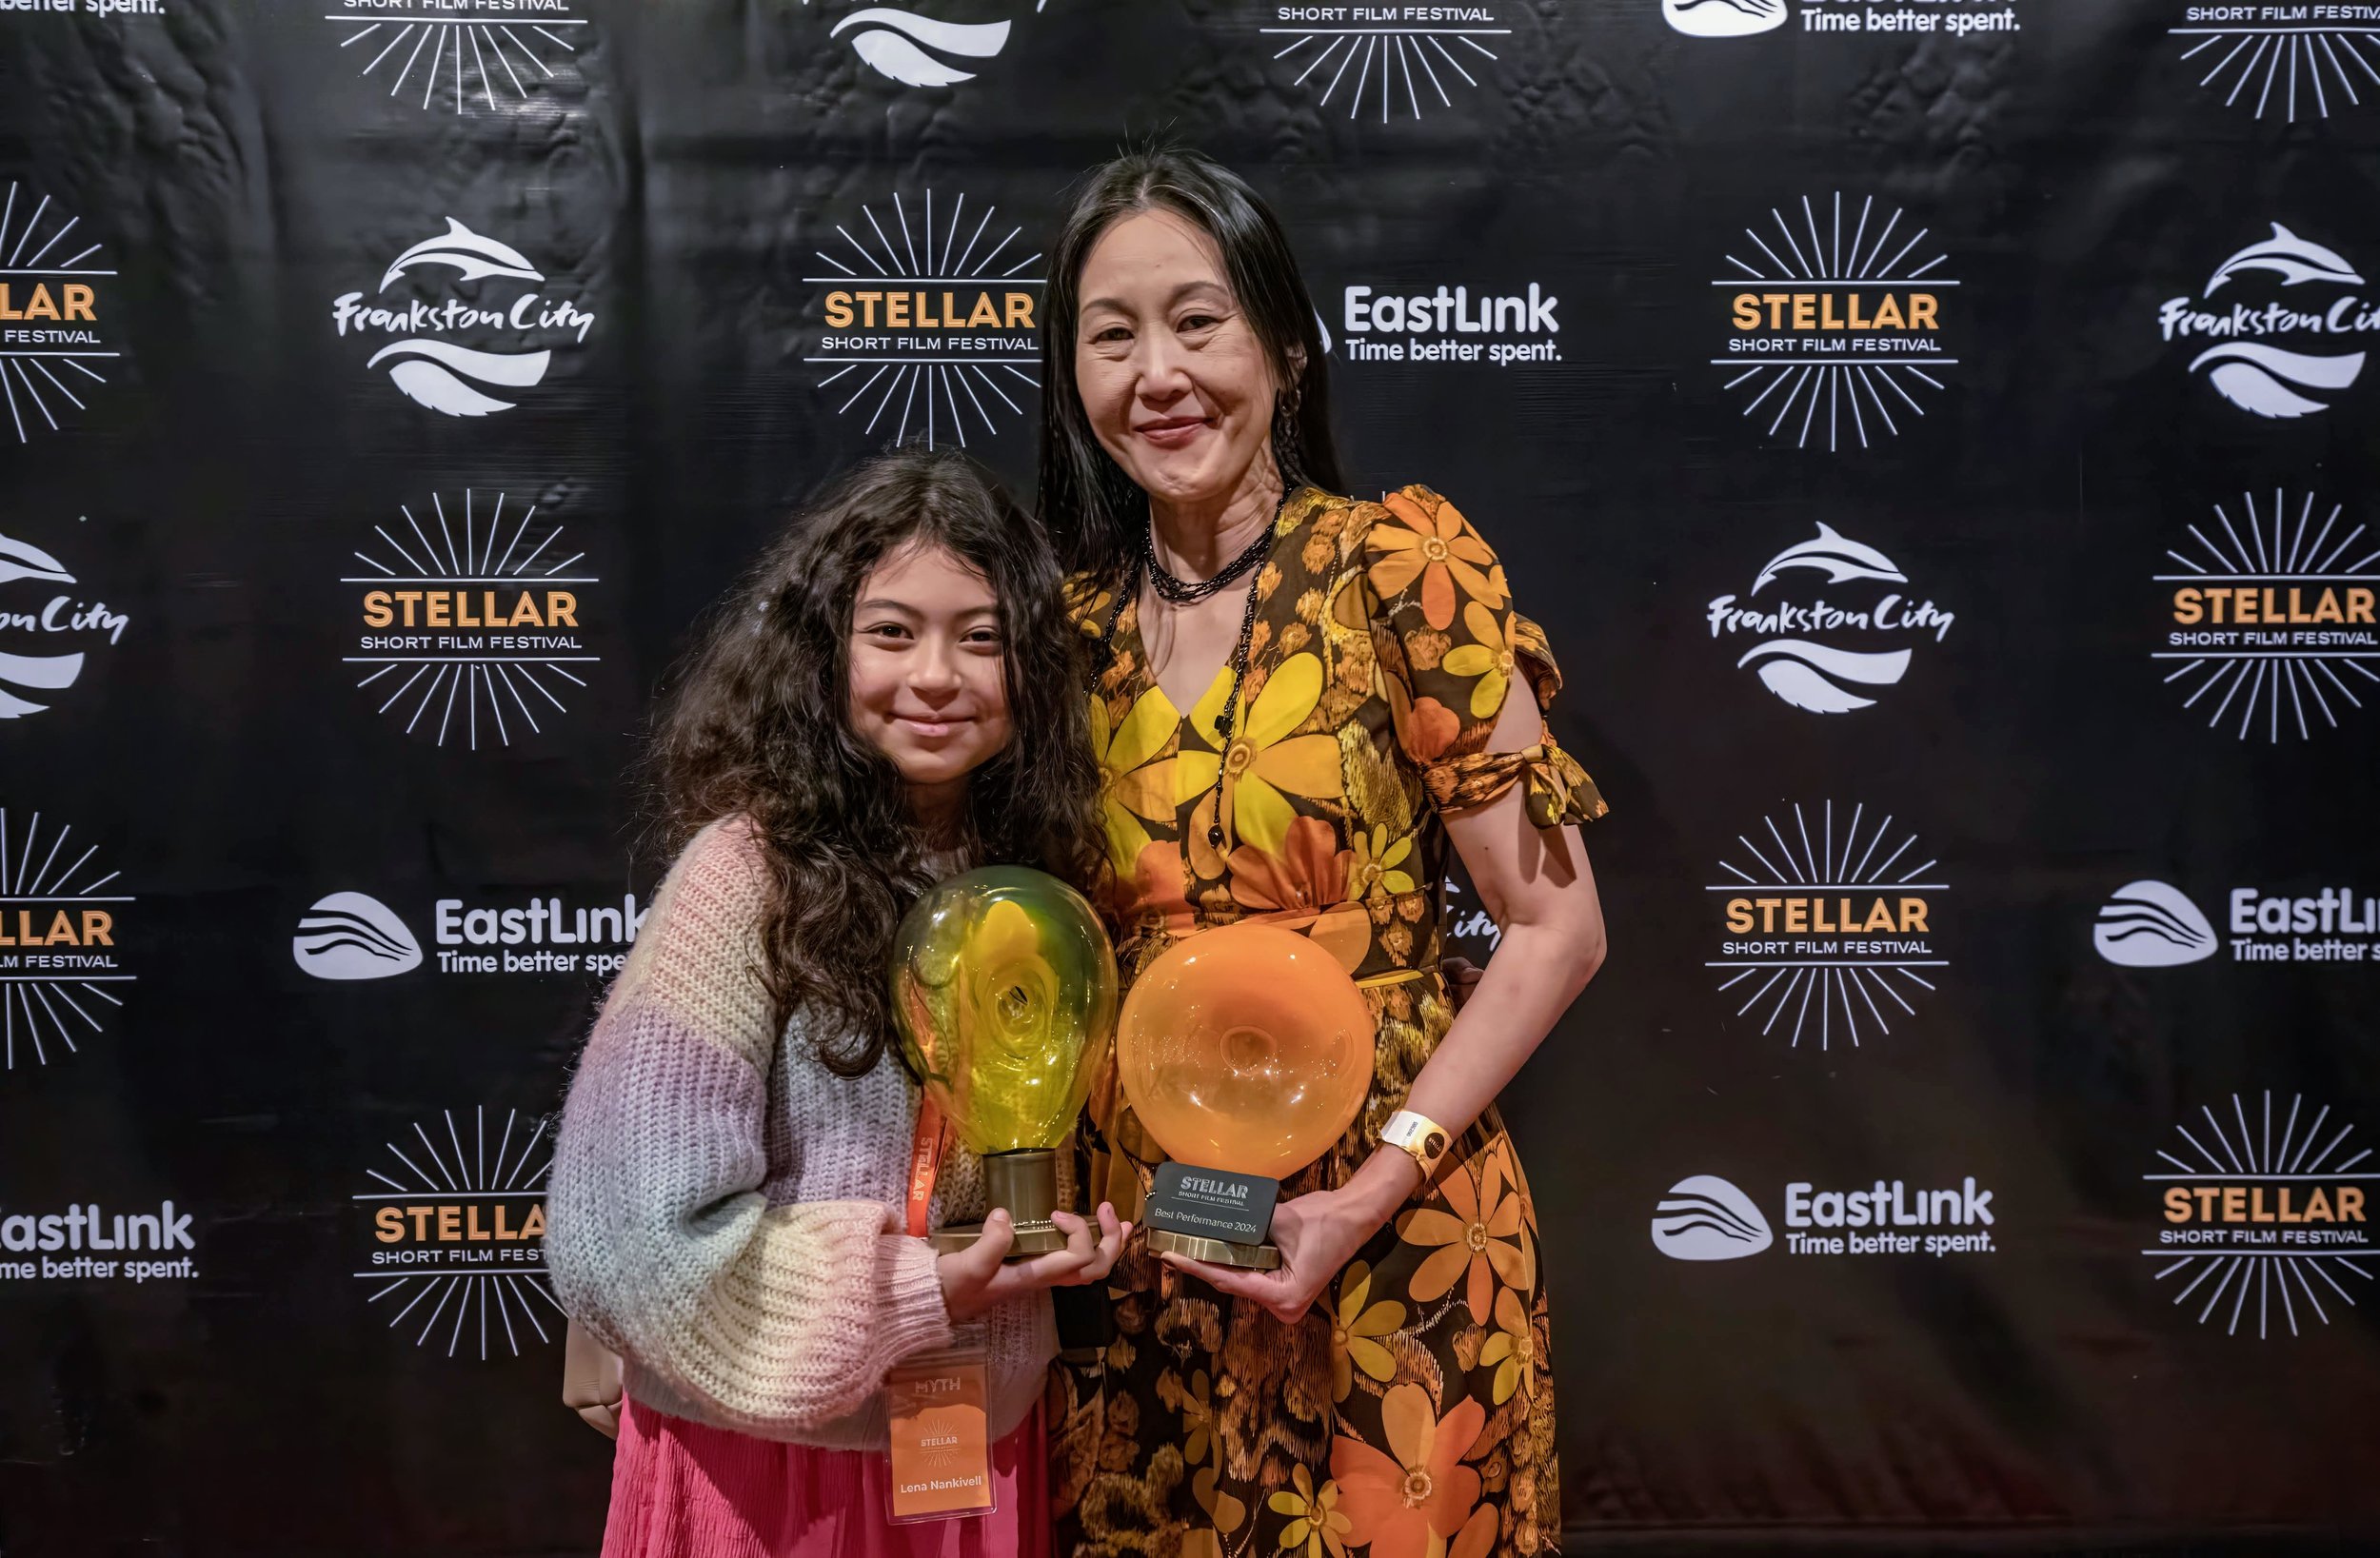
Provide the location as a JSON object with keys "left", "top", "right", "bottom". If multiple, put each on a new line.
{"left": 1072, "top": 207, "right": 1284, "bottom": 511}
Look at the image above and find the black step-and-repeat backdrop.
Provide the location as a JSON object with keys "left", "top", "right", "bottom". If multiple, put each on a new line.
{"left": 5, "top": 2, "right": 2379, "bottom": 1553}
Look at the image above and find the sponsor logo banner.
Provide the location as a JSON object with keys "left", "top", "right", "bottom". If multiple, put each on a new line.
{"left": 1335, "top": 279, "right": 1561, "bottom": 369}
{"left": 344, "top": 488, "right": 600, "bottom": 750}
{"left": 0, "top": 523, "right": 129, "bottom": 720}
{"left": 2146, "top": 1092, "right": 2371, "bottom": 1336}
{"left": 804, "top": 0, "right": 1050, "bottom": 89}
{"left": 0, "top": 808, "right": 132, "bottom": 1072}
{"left": 2168, "top": 7, "right": 2380, "bottom": 123}
{"left": 1654, "top": 1173, "right": 1998, "bottom": 1260}
{"left": 323, "top": 1, "right": 592, "bottom": 114}
{"left": 1707, "top": 800, "right": 1948, "bottom": 1048}
{"left": 294, "top": 888, "right": 645, "bottom": 980}
{"left": 331, "top": 217, "right": 595, "bottom": 417}
{"left": 0, "top": 1199, "right": 196, "bottom": 1284}
{"left": 0, "top": 183, "right": 117, "bottom": 444}
{"left": 806, "top": 190, "right": 1041, "bottom": 448}
{"left": 1668, "top": 0, "right": 2018, "bottom": 39}
{"left": 356, "top": 1107, "right": 559, "bottom": 1360}
{"left": 2094, "top": 878, "right": 2380, "bottom": 966}
{"left": 2153, "top": 489, "right": 2376, "bottom": 741}
{"left": 2159, "top": 222, "right": 2378, "bottom": 420}
{"left": 1713, "top": 192, "right": 1960, "bottom": 451}
{"left": 1706, "top": 523, "right": 1953, "bottom": 714}
{"left": 1260, "top": 5, "right": 1513, "bottom": 124}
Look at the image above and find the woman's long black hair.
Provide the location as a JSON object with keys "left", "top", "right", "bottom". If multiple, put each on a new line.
{"left": 1036, "top": 146, "right": 1347, "bottom": 582}
{"left": 647, "top": 448, "right": 1104, "bottom": 1077}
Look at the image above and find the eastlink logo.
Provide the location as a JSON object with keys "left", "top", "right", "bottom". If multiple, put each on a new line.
{"left": 2094, "top": 878, "right": 2380, "bottom": 967}
{"left": 1338, "top": 282, "right": 1560, "bottom": 366}
{"left": 295, "top": 889, "right": 645, "bottom": 979}
{"left": 0, "top": 1199, "right": 196, "bottom": 1284}
{"left": 1654, "top": 1173, "right": 1996, "bottom": 1260}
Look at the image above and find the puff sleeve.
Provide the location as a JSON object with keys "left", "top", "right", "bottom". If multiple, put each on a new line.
{"left": 1360, "top": 485, "right": 1610, "bottom": 828}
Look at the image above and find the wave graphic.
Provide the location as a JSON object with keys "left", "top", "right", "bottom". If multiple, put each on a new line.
{"left": 2093, "top": 880, "right": 2218, "bottom": 969}
{"left": 1663, "top": 0, "right": 1786, "bottom": 37}
{"left": 1652, "top": 1175, "right": 1773, "bottom": 1261}
{"left": 2206, "top": 223, "right": 2364, "bottom": 294}
{"left": 831, "top": 8, "right": 1015, "bottom": 86}
{"left": 293, "top": 892, "right": 424, "bottom": 980}
{"left": 0, "top": 646, "right": 85, "bottom": 719}
{"left": 1736, "top": 640, "right": 1912, "bottom": 714}
{"left": 1752, "top": 523, "right": 1907, "bottom": 593}
{"left": 0, "top": 531, "right": 75, "bottom": 589}
{"left": 367, "top": 340, "right": 552, "bottom": 417}
{"left": 381, "top": 218, "right": 544, "bottom": 292}
{"left": 2189, "top": 342, "right": 2366, "bottom": 419}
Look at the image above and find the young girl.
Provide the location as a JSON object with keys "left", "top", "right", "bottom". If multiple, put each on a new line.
{"left": 547, "top": 449, "right": 1127, "bottom": 1558}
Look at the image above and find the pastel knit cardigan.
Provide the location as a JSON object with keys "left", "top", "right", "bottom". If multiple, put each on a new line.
{"left": 546, "top": 818, "right": 1054, "bottom": 1448}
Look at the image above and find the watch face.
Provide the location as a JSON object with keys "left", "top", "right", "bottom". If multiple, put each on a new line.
{"left": 1423, "top": 1131, "right": 1448, "bottom": 1159}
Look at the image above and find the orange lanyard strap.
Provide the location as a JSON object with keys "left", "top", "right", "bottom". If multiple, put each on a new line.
{"left": 905, "top": 1095, "right": 947, "bottom": 1239}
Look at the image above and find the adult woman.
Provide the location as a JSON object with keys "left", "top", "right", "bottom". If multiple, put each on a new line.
{"left": 1039, "top": 149, "right": 1610, "bottom": 1557}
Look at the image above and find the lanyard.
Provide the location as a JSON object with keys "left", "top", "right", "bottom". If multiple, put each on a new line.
{"left": 904, "top": 1095, "right": 947, "bottom": 1238}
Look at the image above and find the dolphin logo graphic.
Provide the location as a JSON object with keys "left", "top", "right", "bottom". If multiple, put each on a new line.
{"left": 380, "top": 218, "right": 545, "bottom": 292}
{"left": 1751, "top": 523, "right": 1909, "bottom": 594}
{"left": 2206, "top": 223, "right": 2364, "bottom": 295}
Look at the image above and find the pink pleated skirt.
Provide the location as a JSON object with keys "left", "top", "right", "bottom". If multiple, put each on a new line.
{"left": 602, "top": 1396, "right": 1051, "bottom": 1558}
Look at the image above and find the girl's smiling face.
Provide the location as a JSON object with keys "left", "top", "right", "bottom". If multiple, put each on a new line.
{"left": 845, "top": 541, "right": 1015, "bottom": 813}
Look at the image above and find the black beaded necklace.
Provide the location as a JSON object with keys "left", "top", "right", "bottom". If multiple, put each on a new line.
{"left": 1101, "top": 503, "right": 1285, "bottom": 851}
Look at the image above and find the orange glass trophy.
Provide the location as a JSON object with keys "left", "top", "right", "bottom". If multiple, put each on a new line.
{"left": 890, "top": 867, "right": 1118, "bottom": 1258}
{"left": 1114, "top": 921, "right": 1373, "bottom": 1270}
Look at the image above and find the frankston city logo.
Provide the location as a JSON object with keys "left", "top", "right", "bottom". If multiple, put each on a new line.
{"left": 326, "top": 1, "right": 589, "bottom": 114}
{"left": 332, "top": 217, "right": 595, "bottom": 417}
{"left": 1668, "top": 0, "right": 2018, "bottom": 37}
{"left": 2094, "top": 877, "right": 2380, "bottom": 967}
{"left": 0, "top": 183, "right": 116, "bottom": 444}
{"left": 1706, "top": 524, "right": 1953, "bottom": 714}
{"left": 1709, "top": 800, "right": 1947, "bottom": 1049}
{"left": 1715, "top": 193, "right": 1958, "bottom": 452}
{"left": 346, "top": 489, "right": 599, "bottom": 750}
{"left": 1654, "top": 1173, "right": 1997, "bottom": 1261}
{"left": 0, "top": 526, "right": 129, "bottom": 720}
{"left": 808, "top": 190, "right": 1041, "bottom": 448}
{"left": 802, "top": 0, "right": 1047, "bottom": 89}
{"left": 2145, "top": 1092, "right": 2370, "bottom": 1338}
{"left": 2169, "top": 8, "right": 2380, "bottom": 124}
{"left": 2154, "top": 490, "right": 2377, "bottom": 741}
{"left": 1261, "top": 7, "right": 1510, "bottom": 125}
{"left": 2160, "top": 223, "right": 2379, "bottom": 420}
{"left": 356, "top": 1107, "right": 560, "bottom": 1361}
{"left": 0, "top": 809, "right": 132, "bottom": 1072}
{"left": 295, "top": 886, "right": 645, "bottom": 979}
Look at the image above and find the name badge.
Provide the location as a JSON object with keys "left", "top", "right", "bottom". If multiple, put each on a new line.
{"left": 884, "top": 1348, "right": 995, "bottom": 1523}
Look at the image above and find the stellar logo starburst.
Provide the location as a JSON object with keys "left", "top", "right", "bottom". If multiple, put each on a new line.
{"left": 355, "top": 1106, "right": 561, "bottom": 1362}
{"left": 327, "top": 2, "right": 590, "bottom": 114}
{"left": 2154, "top": 490, "right": 2378, "bottom": 741}
{"left": 0, "top": 809, "right": 132, "bottom": 1073}
{"left": 0, "top": 183, "right": 116, "bottom": 444}
{"left": 344, "top": 489, "right": 599, "bottom": 751}
{"left": 2169, "top": 11, "right": 2380, "bottom": 123}
{"left": 1713, "top": 193, "right": 1959, "bottom": 452}
{"left": 2145, "top": 1092, "right": 2372, "bottom": 1338}
{"left": 1707, "top": 800, "right": 1947, "bottom": 1050}
{"left": 805, "top": 190, "right": 1041, "bottom": 448}
{"left": 1260, "top": 6, "right": 1511, "bottom": 124}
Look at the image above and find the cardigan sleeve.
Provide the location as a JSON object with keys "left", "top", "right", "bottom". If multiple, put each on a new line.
{"left": 545, "top": 818, "right": 955, "bottom": 1434}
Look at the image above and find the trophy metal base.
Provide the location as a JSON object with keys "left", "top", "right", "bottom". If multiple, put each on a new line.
{"left": 925, "top": 1148, "right": 1065, "bottom": 1261}
{"left": 1148, "top": 1227, "right": 1282, "bottom": 1271}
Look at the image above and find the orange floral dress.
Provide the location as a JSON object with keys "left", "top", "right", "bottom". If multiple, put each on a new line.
{"left": 1050, "top": 486, "right": 1607, "bottom": 1558}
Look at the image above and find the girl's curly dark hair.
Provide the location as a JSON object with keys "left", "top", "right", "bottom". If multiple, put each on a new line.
{"left": 647, "top": 448, "right": 1104, "bottom": 1077}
